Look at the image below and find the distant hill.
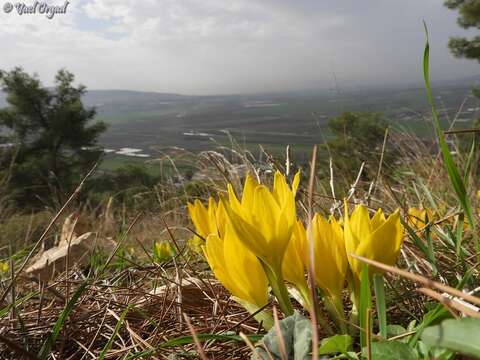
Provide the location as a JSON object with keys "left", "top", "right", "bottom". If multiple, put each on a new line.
{"left": 1, "top": 74, "right": 480, "bottom": 110}
{"left": 81, "top": 90, "right": 195, "bottom": 116}
{"left": 82, "top": 90, "right": 191, "bottom": 107}
{"left": 0, "top": 89, "right": 192, "bottom": 111}
{"left": 1, "top": 76, "right": 479, "bottom": 163}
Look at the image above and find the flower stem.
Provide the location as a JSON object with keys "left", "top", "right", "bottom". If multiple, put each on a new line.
{"left": 233, "top": 297, "right": 274, "bottom": 330}
{"left": 262, "top": 263, "right": 294, "bottom": 316}
{"left": 324, "top": 294, "right": 347, "bottom": 334}
{"left": 298, "top": 284, "right": 312, "bottom": 310}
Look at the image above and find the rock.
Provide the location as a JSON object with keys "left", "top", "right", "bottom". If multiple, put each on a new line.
{"left": 26, "top": 232, "right": 95, "bottom": 282}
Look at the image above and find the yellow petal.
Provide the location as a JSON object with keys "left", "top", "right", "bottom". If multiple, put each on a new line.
{"left": 310, "top": 214, "right": 347, "bottom": 297}
{"left": 273, "top": 171, "right": 289, "bottom": 206}
{"left": 215, "top": 197, "right": 227, "bottom": 237}
{"left": 370, "top": 208, "right": 386, "bottom": 231}
{"left": 349, "top": 204, "right": 373, "bottom": 241}
{"left": 207, "top": 198, "right": 218, "bottom": 234}
{"left": 292, "top": 171, "right": 301, "bottom": 195}
{"left": 252, "top": 186, "right": 292, "bottom": 269}
{"left": 227, "top": 184, "right": 242, "bottom": 213}
{"left": 344, "top": 204, "right": 371, "bottom": 278}
{"left": 223, "top": 225, "right": 269, "bottom": 307}
{"left": 241, "top": 175, "right": 259, "bottom": 212}
{"left": 253, "top": 186, "right": 282, "bottom": 241}
{"left": 282, "top": 221, "right": 307, "bottom": 291}
{"left": 221, "top": 196, "right": 267, "bottom": 260}
{"left": 204, "top": 234, "right": 242, "bottom": 298}
{"left": 356, "top": 210, "right": 404, "bottom": 273}
{"left": 188, "top": 200, "right": 211, "bottom": 238}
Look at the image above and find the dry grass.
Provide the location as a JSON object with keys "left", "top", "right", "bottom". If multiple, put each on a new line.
{"left": 0, "top": 127, "right": 479, "bottom": 359}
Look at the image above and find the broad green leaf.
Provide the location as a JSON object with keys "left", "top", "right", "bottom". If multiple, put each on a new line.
{"left": 386, "top": 324, "right": 406, "bottom": 337}
{"left": 421, "top": 318, "right": 480, "bottom": 358}
{"left": 363, "top": 340, "right": 417, "bottom": 360}
{"left": 318, "top": 334, "right": 352, "bottom": 355}
{"left": 254, "top": 311, "right": 312, "bottom": 360}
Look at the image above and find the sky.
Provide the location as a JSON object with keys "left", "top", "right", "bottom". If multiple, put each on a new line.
{"left": 0, "top": 0, "right": 479, "bottom": 95}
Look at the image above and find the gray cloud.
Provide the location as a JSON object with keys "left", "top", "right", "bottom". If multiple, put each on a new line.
{"left": 0, "top": 0, "right": 478, "bottom": 94}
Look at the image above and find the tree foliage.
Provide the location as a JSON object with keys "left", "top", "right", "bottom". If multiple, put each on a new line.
{"left": 0, "top": 68, "right": 106, "bottom": 207}
{"left": 445, "top": 0, "right": 480, "bottom": 61}
{"left": 326, "top": 112, "right": 390, "bottom": 181}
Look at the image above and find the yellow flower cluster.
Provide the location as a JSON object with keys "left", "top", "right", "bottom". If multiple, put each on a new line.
{"left": 153, "top": 241, "right": 175, "bottom": 263}
{"left": 407, "top": 207, "right": 435, "bottom": 231}
{"left": 187, "top": 172, "right": 405, "bottom": 321}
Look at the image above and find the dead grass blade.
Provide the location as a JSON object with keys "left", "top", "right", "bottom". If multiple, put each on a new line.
{"left": 0, "top": 163, "right": 98, "bottom": 304}
{"left": 272, "top": 306, "right": 287, "bottom": 360}
{"left": 349, "top": 254, "right": 480, "bottom": 307}
{"left": 240, "top": 331, "right": 260, "bottom": 360}
{"left": 417, "top": 288, "right": 480, "bottom": 318}
{"left": 182, "top": 313, "right": 209, "bottom": 360}
{"left": 307, "top": 145, "right": 320, "bottom": 360}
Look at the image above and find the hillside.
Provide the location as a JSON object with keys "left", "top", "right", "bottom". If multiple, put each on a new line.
{"left": 2, "top": 77, "right": 480, "bottom": 168}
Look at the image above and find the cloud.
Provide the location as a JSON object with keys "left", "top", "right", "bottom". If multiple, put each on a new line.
{"left": 0, "top": 0, "right": 478, "bottom": 94}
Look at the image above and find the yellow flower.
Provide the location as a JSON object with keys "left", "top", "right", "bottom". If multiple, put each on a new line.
{"left": 344, "top": 204, "right": 404, "bottom": 281}
{"left": 308, "top": 214, "right": 347, "bottom": 299}
{"left": 221, "top": 171, "right": 300, "bottom": 315}
{"left": 407, "top": 207, "right": 435, "bottom": 230}
{"left": 154, "top": 241, "right": 175, "bottom": 262}
{"left": 203, "top": 224, "right": 268, "bottom": 308}
{"left": 224, "top": 171, "right": 300, "bottom": 274}
{"left": 282, "top": 220, "right": 310, "bottom": 307}
{"left": 187, "top": 237, "right": 204, "bottom": 254}
{"left": 187, "top": 197, "right": 226, "bottom": 253}
{"left": 305, "top": 214, "right": 348, "bottom": 331}
{"left": 0, "top": 261, "right": 9, "bottom": 274}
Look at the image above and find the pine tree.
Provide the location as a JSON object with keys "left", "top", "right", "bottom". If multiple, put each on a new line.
{"left": 445, "top": 0, "right": 480, "bottom": 61}
{"left": 0, "top": 68, "right": 106, "bottom": 207}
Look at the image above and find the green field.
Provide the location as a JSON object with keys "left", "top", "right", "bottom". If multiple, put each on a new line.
{"left": 84, "top": 82, "right": 479, "bottom": 171}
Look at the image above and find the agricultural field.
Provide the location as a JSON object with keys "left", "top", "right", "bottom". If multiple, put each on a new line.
{"left": 80, "top": 77, "right": 480, "bottom": 171}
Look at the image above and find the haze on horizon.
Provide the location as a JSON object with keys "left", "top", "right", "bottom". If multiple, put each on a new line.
{"left": 1, "top": 0, "right": 479, "bottom": 95}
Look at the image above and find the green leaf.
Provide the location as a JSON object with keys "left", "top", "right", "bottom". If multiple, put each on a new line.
{"left": 98, "top": 305, "right": 131, "bottom": 360}
{"left": 422, "top": 22, "right": 477, "bottom": 251}
{"left": 385, "top": 325, "right": 412, "bottom": 343}
{"left": 125, "top": 333, "right": 263, "bottom": 359}
{"left": 409, "top": 306, "right": 450, "bottom": 346}
{"left": 386, "top": 325, "right": 406, "bottom": 337}
{"left": 359, "top": 264, "right": 372, "bottom": 348}
{"left": 233, "top": 296, "right": 274, "bottom": 330}
{"left": 38, "top": 280, "right": 89, "bottom": 359}
{"left": 403, "top": 220, "right": 438, "bottom": 273}
{"left": 421, "top": 317, "right": 480, "bottom": 358}
{"left": 160, "top": 333, "right": 263, "bottom": 348}
{"left": 373, "top": 274, "right": 387, "bottom": 339}
{"left": 363, "top": 340, "right": 417, "bottom": 360}
{"left": 318, "top": 334, "right": 352, "bottom": 355}
{"left": 254, "top": 311, "right": 312, "bottom": 360}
